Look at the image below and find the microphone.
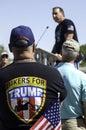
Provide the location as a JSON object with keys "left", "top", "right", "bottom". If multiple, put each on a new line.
{"left": 36, "top": 26, "right": 49, "bottom": 47}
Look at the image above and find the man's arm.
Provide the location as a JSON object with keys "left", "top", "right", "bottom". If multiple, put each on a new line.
{"left": 64, "top": 33, "right": 74, "bottom": 40}
{"left": 83, "top": 102, "right": 86, "bottom": 125}
{"left": 63, "top": 19, "right": 77, "bottom": 41}
{"left": 53, "top": 33, "right": 74, "bottom": 62}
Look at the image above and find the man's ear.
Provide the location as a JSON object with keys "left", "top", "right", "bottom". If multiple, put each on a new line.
{"left": 75, "top": 52, "right": 80, "bottom": 61}
{"left": 77, "top": 53, "right": 79, "bottom": 58}
{"left": 8, "top": 44, "right": 12, "bottom": 52}
{"left": 33, "top": 44, "right": 36, "bottom": 52}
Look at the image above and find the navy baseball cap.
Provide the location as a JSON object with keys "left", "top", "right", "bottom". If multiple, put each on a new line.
{"left": 9, "top": 25, "right": 35, "bottom": 48}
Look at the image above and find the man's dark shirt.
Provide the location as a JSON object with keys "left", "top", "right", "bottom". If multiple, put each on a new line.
{"left": 0, "top": 62, "right": 67, "bottom": 130}
{"left": 52, "top": 19, "right": 78, "bottom": 54}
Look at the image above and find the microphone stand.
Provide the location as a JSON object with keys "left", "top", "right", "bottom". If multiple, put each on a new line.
{"left": 36, "top": 26, "right": 49, "bottom": 47}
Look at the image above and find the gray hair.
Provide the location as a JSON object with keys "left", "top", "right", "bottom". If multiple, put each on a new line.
{"left": 12, "top": 40, "right": 35, "bottom": 54}
{"left": 62, "top": 48, "right": 79, "bottom": 62}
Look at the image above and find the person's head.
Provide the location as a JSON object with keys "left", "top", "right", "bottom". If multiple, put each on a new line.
{"left": 52, "top": 7, "right": 65, "bottom": 23}
{"left": 62, "top": 39, "right": 80, "bottom": 62}
{"left": 9, "top": 25, "right": 35, "bottom": 61}
{"left": 0, "top": 51, "right": 9, "bottom": 67}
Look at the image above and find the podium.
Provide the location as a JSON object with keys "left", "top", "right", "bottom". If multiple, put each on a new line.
{"left": 35, "top": 48, "right": 57, "bottom": 67}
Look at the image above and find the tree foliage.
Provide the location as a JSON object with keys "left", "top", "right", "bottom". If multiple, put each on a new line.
{"left": 0, "top": 45, "right": 5, "bottom": 54}
{"left": 80, "top": 44, "right": 86, "bottom": 66}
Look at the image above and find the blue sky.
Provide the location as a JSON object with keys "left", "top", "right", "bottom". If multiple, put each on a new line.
{"left": 0, "top": 0, "right": 86, "bottom": 58}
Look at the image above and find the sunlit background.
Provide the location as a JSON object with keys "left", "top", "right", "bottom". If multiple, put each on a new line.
{"left": 0, "top": 0, "right": 86, "bottom": 58}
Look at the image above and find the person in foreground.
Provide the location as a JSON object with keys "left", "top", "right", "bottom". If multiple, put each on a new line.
{"left": 55, "top": 39, "right": 86, "bottom": 130}
{"left": 0, "top": 25, "right": 67, "bottom": 130}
